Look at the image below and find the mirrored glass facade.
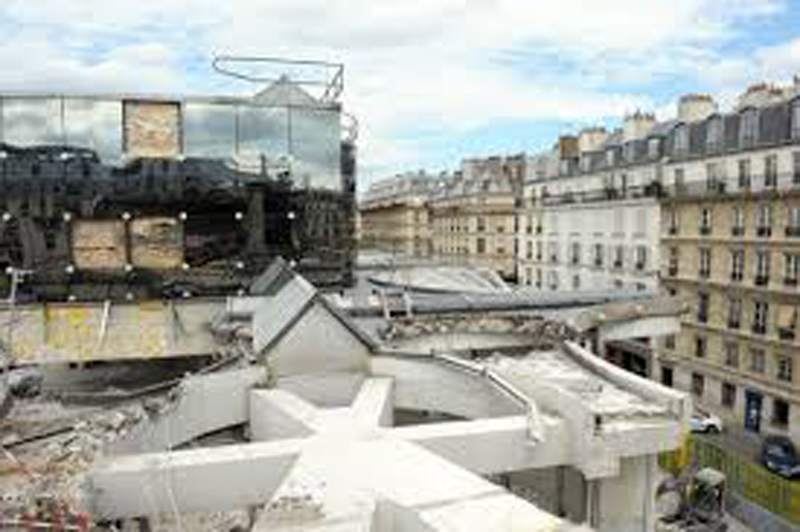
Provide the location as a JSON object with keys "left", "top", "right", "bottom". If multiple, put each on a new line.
{"left": 0, "top": 94, "right": 341, "bottom": 190}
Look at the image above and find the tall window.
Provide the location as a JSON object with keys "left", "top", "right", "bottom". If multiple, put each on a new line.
{"left": 648, "top": 138, "right": 660, "bottom": 159}
{"left": 613, "top": 245, "right": 624, "bottom": 269}
{"left": 695, "top": 335, "right": 706, "bottom": 358}
{"left": 750, "top": 348, "right": 766, "bottom": 373}
{"left": 777, "top": 356, "right": 793, "bottom": 383}
{"left": 691, "top": 372, "right": 705, "bottom": 397}
{"left": 571, "top": 242, "right": 581, "bottom": 265}
{"left": 707, "top": 116, "right": 723, "bottom": 150}
{"left": 476, "top": 237, "right": 486, "bottom": 254}
{"left": 668, "top": 247, "right": 680, "bottom": 276}
{"left": 674, "top": 125, "right": 689, "bottom": 154}
{"left": 756, "top": 204, "right": 772, "bottom": 237}
{"left": 593, "top": 243, "right": 604, "bottom": 267}
{"left": 724, "top": 341, "right": 740, "bottom": 367}
{"left": 698, "top": 292, "right": 710, "bottom": 323}
{"left": 792, "top": 100, "right": 800, "bottom": 140}
{"left": 784, "top": 253, "right": 800, "bottom": 285}
{"left": 728, "top": 296, "right": 742, "bottom": 329}
{"left": 740, "top": 108, "right": 759, "bottom": 147}
{"left": 788, "top": 207, "right": 800, "bottom": 238}
{"left": 794, "top": 152, "right": 800, "bottom": 184}
{"left": 731, "top": 249, "right": 745, "bottom": 281}
{"left": 764, "top": 154, "right": 778, "bottom": 187}
{"left": 755, "top": 250, "right": 770, "bottom": 285}
{"left": 753, "top": 301, "right": 769, "bottom": 335}
{"left": 732, "top": 205, "right": 745, "bottom": 236}
{"left": 635, "top": 246, "right": 648, "bottom": 271}
{"left": 706, "top": 162, "right": 724, "bottom": 190}
{"left": 699, "top": 248, "right": 712, "bottom": 278}
{"left": 738, "top": 159, "right": 752, "bottom": 188}
{"left": 699, "top": 207, "right": 712, "bottom": 235}
{"left": 722, "top": 383, "right": 736, "bottom": 408}
{"left": 667, "top": 208, "right": 680, "bottom": 234}
{"left": 674, "top": 168, "right": 685, "bottom": 188}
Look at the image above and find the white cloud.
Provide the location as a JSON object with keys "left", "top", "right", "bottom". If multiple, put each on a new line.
{"left": 0, "top": 0, "right": 791, "bottom": 185}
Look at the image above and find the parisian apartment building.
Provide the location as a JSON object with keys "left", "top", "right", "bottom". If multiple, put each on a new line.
{"left": 359, "top": 79, "right": 800, "bottom": 444}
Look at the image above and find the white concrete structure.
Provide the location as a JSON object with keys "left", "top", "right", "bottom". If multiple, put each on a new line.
{"left": 84, "top": 262, "right": 690, "bottom": 532}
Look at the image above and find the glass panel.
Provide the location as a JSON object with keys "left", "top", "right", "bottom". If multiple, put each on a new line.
{"left": 237, "top": 104, "right": 289, "bottom": 173}
{"left": 289, "top": 107, "right": 341, "bottom": 190}
{"left": 1, "top": 97, "right": 63, "bottom": 146}
{"left": 63, "top": 98, "right": 123, "bottom": 163}
{"left": 183, "top": 102, "right": 236, "bottom": 160}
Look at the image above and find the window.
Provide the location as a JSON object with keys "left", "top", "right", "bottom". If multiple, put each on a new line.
{"left": 777, "top": 356, "right": 793, "bottom": 383}
{"left": 794, "top": 152, "right": 800, "bottom": 184}
{"left": 635, "top": 246, "right": 647, "bottom": 271}
{"left": 536, "top": 242, "right": 543, "bottom": 261}
{"left": 732, "top": 206, "right": 745, "bottom": 236}
{"left": 476, "top": 238, "right": 486, "bottom": 254}
{"left": 571, "top": 242, "right": 581, "bottom": 265}
{"left": 536, "top": 269, "right": 542, "bottom": 288}
{"left": 691, "top": 373, "right": 705, "bottom": 397}
{"left": 549, "top": 242, "right": 559, "bottom": 263}
{"left": 572, "top": 275, "right": 581, "bottom": 289}
{"left": 699, "top": 207, "right": 712, "bottom": 235}
{"left": 648, "top": 138, "right": 660, "bottom": 159}
{"left": 722, "top": 383, "right": 736, "bottom": 408}
{"left": 699, "top": 248, "right": 712, "bottom": 278}
{"left": 756, "top": 204, "right": 772, "bottom": 237}
{"left": 477, "top": 217, "right": 486, "bottom": 232}
{"left": 661, "top": 366, "right": 674, "bottom": 387}
{"left": 613, "top": 245, "right": 624, "bottom": 269}
{"left": 738, "top": 159, "right": 752, "bottom": 188}
{"left": 753, "top": 301, "right": 769, "bottom": 335}
{"left": 772, "top": 399, "right": 789, "bottom": 427}
{"left": 750, "top": 348, "right": 766, "bottom": 373}
{"left": 606, "top": 149, "right": 617, "bottom": 167}
{"left": 787, "top": 207, "right": 800, "bottom": 237}
{"left": 594, "top": 243, "right": 604, "bottom": 267}
{"left": 695, "top": 335, "right": 707, "bottom": 358}
{"left": 525, "top": 241, "right": 533, "bottom": 260}
{"left": 784, "top": 253, "right": 800, "bottom": 285}
{"left": 698, "top": 292, "right": 709, "bottom": 323}
{"left": 724, "top": 341, "right": 739, "bottom": 367}
{"left": 755, "top": 250, "right": 770, "bottom": 285}
{"left": 624, "top": 142, "right": 635, "bottom": 162}
{"left": 731, "top": 249, "right": 745, "bottom": 282}
{"left": 764, "top": 154, "right": 778, "bottom": 188}
{"left": 707, "top": 116, "right": 724, "bottom": 151}
{"left": 667, "top": 208, "right": 680, "bottom": 235}
{"left": 793, "top": 100, "right": 800, "bottom": 139}
{"left": 665, "top": 334, "right": 676, "bottom": 350}
{"left": 728, "top": 296, "right": 742, "bottom": 329}
{"left": 706, "top": 162, "right": 725, "bottom": 190}
{"left": 549, "top": 271, "right": 559, "bottom": 290}
{"left": 668, "top": 247, "right": 680, "bottom": 276}
{"left": 740, "top": 108, "right": 759, "bottom": 146}
{"left": 674, "top": 125, "right": 689, "bottom": 154}
{"left": 674, "top": 168, "right": 685, "bottom": 188}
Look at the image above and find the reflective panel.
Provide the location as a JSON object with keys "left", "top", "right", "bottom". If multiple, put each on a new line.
{"left": 237, "top": 105, "right": 289, "bottom": 172}
{"left": 1, "top": 97, "right": 63, "bottom": 146}
{"left": 183, "top": 103, "right": 236, "bottom": 160}
{"left": 289, "top": 107, "right": 341, "bottom": 190}
{"left": 63, "top": 98, "right": 123, "bottom": 163}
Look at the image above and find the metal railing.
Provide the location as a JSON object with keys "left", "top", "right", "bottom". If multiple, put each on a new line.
{"left": 659, "top": 436, "right": 800, "bottom": 525}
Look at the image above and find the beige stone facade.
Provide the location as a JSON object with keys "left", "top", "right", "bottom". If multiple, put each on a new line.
{"left": 359, "top": 173, "right": 438, "bottom": 257}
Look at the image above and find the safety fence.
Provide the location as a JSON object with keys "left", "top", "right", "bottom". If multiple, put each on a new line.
{"left": 659, "top": 436, "right": 800, "bottom": 525}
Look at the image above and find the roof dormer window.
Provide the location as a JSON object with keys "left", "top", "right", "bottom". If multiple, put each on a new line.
{"left": 792, "top": 98, "right": 800, "bottom": 140}
{"left": 648, "top": 138, "right": 660, "bottom": 159}
{"left": 740, "top": 108, "right": 759, "bottom": 147}
{"left": 707, "top": 116, "right": 724, "bottom": 151}
{"left": 674, "top": 124, "right": 689, "bottom": 155}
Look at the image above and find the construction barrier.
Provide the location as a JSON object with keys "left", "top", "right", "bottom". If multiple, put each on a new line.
{"left": 659, "top": 436, "right": 800, "bottom": 525}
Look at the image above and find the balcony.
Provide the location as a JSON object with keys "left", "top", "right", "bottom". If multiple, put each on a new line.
{"left": 786, "top": 226, "right": 800, "bottom": 238}
{"left": 756, "top": 226, "right": 772, "bottom": 238}
{"left": 728, "top": 319, "right": 740, "bottom": 330}
{"left": 784, "top": 277, "right": 798, "bottom": 287}
{"left": 754, "top": 275, "right": 770, "bottom": 287}
{"left": 731, "top": 226, "right": 745, "bottom": 237}
{"left": 612, "top": 260, "right": 623, "bottom": 270}
{"left": 668, "top": 265, "right": 679, "bottom": 277}
{"left": 668, "top": 226, "right": 679, "bottom": 236}
{"left": 594, "top": 258, "right": 604, "bottom": 268}
{"left": 752, "top": 323, "right": 767, "bottom": 335}
{"left": 699, "top": 225, "right": 712, "bottom": 236}
{"left": 635, "top": 261, "right": 646, "bottom": 272}
{"left": 731, "top": 272, "right": 743, "bottom": 282}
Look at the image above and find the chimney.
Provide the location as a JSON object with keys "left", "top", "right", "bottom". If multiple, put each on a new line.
{"left": 622, "top": 111, "right": 655, "bottom": 142}
{"left": 678, "top": 94, "right": 718, "bottom": 122}
{"left": 578, "top": 127, "right": 608, "bottom": 153}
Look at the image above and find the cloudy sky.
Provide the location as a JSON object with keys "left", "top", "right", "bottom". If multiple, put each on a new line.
{"left": 1, "top": 1, "right": 799, "bottom": 188}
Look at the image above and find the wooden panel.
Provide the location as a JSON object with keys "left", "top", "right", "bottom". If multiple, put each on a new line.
{"left": 124, "top": 101, "right": 181, "bottom": 158}
{"left": 130, "top": 217, "right": 183, "bottom": 269}
{"left": 72, "top": 220, "right": 127, "bottom": 270}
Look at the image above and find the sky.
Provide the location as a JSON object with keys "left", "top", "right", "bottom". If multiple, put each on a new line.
{"left": 1, "top": 0, "right": 799, "bottom": 190}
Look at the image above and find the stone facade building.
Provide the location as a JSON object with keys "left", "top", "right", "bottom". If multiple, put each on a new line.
{"left": 657, "top": 85, "right": 800, "bottom": 444}
{"left": 359, "top": 172, "right": 441, "bottom": 257}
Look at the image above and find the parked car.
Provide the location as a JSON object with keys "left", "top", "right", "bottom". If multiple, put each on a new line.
{"left": 761, "top": 435, "right": 800, "bottom": 479}
{"left": 690, "top": 410, "right": 724, "bottom": 433}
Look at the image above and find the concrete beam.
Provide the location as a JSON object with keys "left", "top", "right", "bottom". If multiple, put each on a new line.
{"left": 250, "top": 389, "right": 317, "bottom": 442}
{"left": 351, "top": 378, "right": 394, "bottom": 428}
{"left": 391, "top": 416, "right": 569, "bottom": 475}
{"left": 89, "top": 439, "right": 303, "bottom": 519}
{"left": 110, "top": 367, "right": 267, "bottom": 455}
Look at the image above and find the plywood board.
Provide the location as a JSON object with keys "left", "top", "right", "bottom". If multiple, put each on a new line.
{"left": 72, "top": 220, "right": 127, "bottom": 270}
{"left": 124, "top": 101, "right": 181, "bottom": 158}
{"left": 130, "top": 217, "right": 183, "bottom": 269}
